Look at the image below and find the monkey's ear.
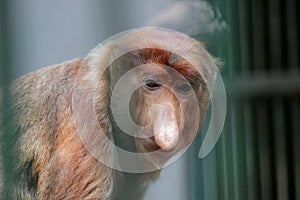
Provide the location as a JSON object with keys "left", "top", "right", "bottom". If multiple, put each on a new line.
{"left": 214, "top": 57, "right": 224, "bottom": 69}
{"left": 85, "top": 44, "right": 114, "bottom": 71}
{"left": 208, "top": 55, "right": 223, "bottom": 83}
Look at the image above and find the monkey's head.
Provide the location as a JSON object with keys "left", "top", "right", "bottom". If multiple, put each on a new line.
{"left": 81, "top": 28, "right": 219, "bottom": 171}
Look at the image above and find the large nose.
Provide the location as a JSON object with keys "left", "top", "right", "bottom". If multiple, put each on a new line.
{"left": 151, "top": 101, "right": 180, "bottom": 151}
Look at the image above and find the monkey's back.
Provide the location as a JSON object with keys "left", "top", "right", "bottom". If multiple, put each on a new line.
{"left": 0, "top": 58, "right": 113, "bottom": 199}
{"left": 0, "top": 59, "right": 83, "bottom": 198}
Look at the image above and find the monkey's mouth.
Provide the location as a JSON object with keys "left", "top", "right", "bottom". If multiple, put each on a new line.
{"left": 141, "top": 136, "right": 161, "bottom": 152}
{"left": 136, "top": 136, "right": 178, "bottom": 168}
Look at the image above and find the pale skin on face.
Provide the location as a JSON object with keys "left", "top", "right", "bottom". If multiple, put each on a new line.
{"left": 132, "top": 64, "right": 196, "bottom": 152}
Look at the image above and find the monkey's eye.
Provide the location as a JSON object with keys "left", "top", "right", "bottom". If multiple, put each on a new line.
{"left": 177, "top": 83, "right": 192, "bottom": 93}
{"left": 144, "top": 79, "right": 160, "bottom": 90}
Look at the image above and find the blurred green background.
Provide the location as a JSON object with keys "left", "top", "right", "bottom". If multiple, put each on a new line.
{"left": 189, "top": 0, "right": 300, "bottom": 200}
{"left": 1, "top": 0, "right": 299, "bottom": 200}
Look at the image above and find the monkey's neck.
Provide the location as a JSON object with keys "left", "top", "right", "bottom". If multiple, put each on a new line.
{"left": 110, "top": 127, "right": 160, "bottom": 199}
{"left": 112, "top": 170, "right": 160, "bottom": 200}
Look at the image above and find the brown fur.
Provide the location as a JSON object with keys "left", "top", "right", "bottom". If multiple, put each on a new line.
{"left": 0, "top": 29, "right": 219, "bottom": 200}
{"left": 0, "top": 59, "right": 113, "bottom": 199}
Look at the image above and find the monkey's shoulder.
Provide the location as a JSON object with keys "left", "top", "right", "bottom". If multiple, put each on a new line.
{"left": 0, "top": 58, "right": 86, "bottom": 126}
{"left": 13, "top": 58, "right": 84, "bottom": 91}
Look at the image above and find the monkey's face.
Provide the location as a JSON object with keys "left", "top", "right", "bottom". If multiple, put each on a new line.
{"left": 102, "top": 29, "right": 218, "bottom": 170}
{"left": 129, "top": 63, "right": 209, "bottom": 166}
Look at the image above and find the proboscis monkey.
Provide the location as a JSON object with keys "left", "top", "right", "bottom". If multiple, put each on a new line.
{"left": 0, "top": 28, "right": 219, "bottom": 200}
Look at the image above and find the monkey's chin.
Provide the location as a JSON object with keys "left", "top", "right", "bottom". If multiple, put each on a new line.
{"left": 135, "top": 137, "right": 177, "bottom": 169}
{"left": 139, "top": 136, "right": 161, "bottom": 152}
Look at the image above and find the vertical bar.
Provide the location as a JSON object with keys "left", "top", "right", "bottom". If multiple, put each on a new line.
{"left": 202, "top": 149, "right": 219, "bottom": 200}
{"left": 0, "top": 0, "right": 12, "bottom": 86}
{"left": 211, "top": 1, "right": 231, "bottom": 199}
{"left": 232, "top": 99, "right": 248, "bottom": 200}
{"left": 188, "top": 136, "right": 204, "bottom": 200}
{"left": 284, "top": 98, "right": 296, "bottom": 200}
{"left": 226, "top": 0, "right": 241, "bottom": 75}
{"left": 251, "top": 0, "right": 267, "bottom": 73}
{"left": 272, "top": 98, "right": 289, "bottom": 199}
{"left": 211, "top": 1, "right": 230, "bottom": 199}
{"left": 216, "top": 132, "right": 229, "bottom": 200}
{"left": 267, "top": 0, "right": 283, "bottom": 71}
{"left": 0, "top": 0, "right": 15, "bottom": 199}
{"left": 217, "top": 102, "right": 233, "bottom": 200}
{"left": 223, "top": 101, "right": 234, "bottom": 200}
{"left": 222, "top": 1, "right": 242, "bottom": 199}
{"left": 244, "top": 99, "right": 261, "bottom": 200}
{"left": 297, "top": 0, "right": 300, "bottom": 71}
{"left": 291, "top": 98, "right": 300, "bottom": 200}
{"left": 235, "top": 1, "right": 255, "bottom": 196}
{"left": 213, "top": 0, "right": 227, "bottom": 21}
{"left": 262, "top": 0, "right": 271, "bottom": 72}
{"left": 279, "top": 0, "right": 288, "bottom": 72}
{"left": 198, "top": 107, "right": 219, "bottom": 200}
{"left": 224, "top": 0, "right": 238, "bottom": 199}
{"left": 226, "top": 6, "right": 243, "bottom": 199}
{"left": 284, "top": 0, "right": 299, "bottom": 71}
{"left": 256, "top": 99, "right": 275, "bottom": 200}
{"left": 227, "top": 100, "right": 240, "bottom": 200}
{"left": 238, "top": 0, "right": 253, "bottom": 74}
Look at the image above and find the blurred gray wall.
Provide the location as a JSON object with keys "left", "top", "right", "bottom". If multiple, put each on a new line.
{"left": 6, "top": 0, "right": 189, "bottom": 199}
{"left": 8, "top": 0, "right": 172, "bottom": 78}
